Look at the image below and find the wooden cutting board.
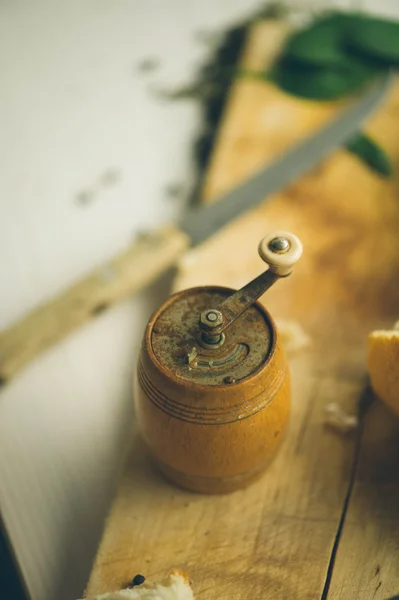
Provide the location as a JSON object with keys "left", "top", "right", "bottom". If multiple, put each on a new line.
{"left": 85, "top": 21, "right": 399, "bottom": 599}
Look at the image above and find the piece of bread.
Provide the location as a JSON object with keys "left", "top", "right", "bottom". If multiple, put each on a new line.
{"left": 367, "top": 323, "right": 399, "bottom": 417}
{"left": 80, "top": 571, "right": 194, "bottom": 600}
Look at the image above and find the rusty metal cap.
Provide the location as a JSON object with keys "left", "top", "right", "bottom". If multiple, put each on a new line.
{"left": 149, "top": 286, "right": 274, "bottom": 386}
{"left": 146, "top": 231, "right": 302, "bottom": 387}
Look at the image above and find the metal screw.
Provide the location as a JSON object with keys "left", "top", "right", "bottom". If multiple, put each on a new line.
{"left": 268, "top": 236, "right": 291, "bottom": 254}
{"left": 224, "top": 376, "right": 236, "bottom": 384}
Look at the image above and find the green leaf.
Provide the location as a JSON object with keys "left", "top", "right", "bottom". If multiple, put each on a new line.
{"left": 269, "top": 57, "right": 380, "bottom": 101}
{"left": 345, "top": 15, "right": 399, "bottom": 65}
{"left": 345, "top": 132, "right": 393, "bottom": 177}
{"left": 264, "top": 10, "right": 394, "bottom": 178}
{"left": 282, "top": 12, "right": 356, "bottom": 67}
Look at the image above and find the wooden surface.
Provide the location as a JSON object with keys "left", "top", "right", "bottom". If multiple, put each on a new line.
{"left": 85, "top": 20, "right": 399, "bottom": 599}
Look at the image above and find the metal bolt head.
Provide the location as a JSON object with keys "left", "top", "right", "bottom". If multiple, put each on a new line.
{"left": 268, "top": 236, "right": 291, "bottom": 254}
{"left": 200, "top": 309, "right": 223, "bottom": 330}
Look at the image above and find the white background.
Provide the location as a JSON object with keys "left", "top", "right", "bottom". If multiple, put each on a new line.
{"left": 0, "top": 1, "right": 397, "bottom": 600}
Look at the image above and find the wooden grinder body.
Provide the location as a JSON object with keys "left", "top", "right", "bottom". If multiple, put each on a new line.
{"left": 135, "top": 285, "right": 290, "bottom": 494}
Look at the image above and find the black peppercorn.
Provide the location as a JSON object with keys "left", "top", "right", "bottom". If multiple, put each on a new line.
{"left": 130, "top": 574, "right": 145, "bottom": 587}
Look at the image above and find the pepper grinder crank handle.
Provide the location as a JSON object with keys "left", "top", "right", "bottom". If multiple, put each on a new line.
{"left": 199, "top": 231, "right": 303, "bottom": 347}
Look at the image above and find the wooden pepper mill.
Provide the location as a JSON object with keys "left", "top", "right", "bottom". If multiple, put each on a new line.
{"left": 135, "top": 231, "right": 302, "bottom": 493}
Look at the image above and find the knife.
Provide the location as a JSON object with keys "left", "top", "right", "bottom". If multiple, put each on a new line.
{"left": 0, "top": 74, "right": 391, "bottom": 385}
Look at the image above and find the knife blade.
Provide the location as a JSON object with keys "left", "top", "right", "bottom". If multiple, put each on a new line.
{"left": 181, "top": 74, "right": 392, "bottom": 244}
{"left": 0, "top": 74, "right": 391, "bottom": 385}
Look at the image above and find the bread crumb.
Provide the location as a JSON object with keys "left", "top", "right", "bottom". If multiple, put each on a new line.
{"left": 324, "top": 402, "right": 358, "bottom": 434}
{"left": 275, "top": 319, "right": 311, "bottom": 355}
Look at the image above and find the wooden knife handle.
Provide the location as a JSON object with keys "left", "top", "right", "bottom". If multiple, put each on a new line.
{"left": 0, "top": 224, "right": 190, "bottom": 385}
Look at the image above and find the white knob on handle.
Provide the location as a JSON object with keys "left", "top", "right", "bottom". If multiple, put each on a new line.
{"left": 258, "top": 231, "right": 303, "bottom": 276}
